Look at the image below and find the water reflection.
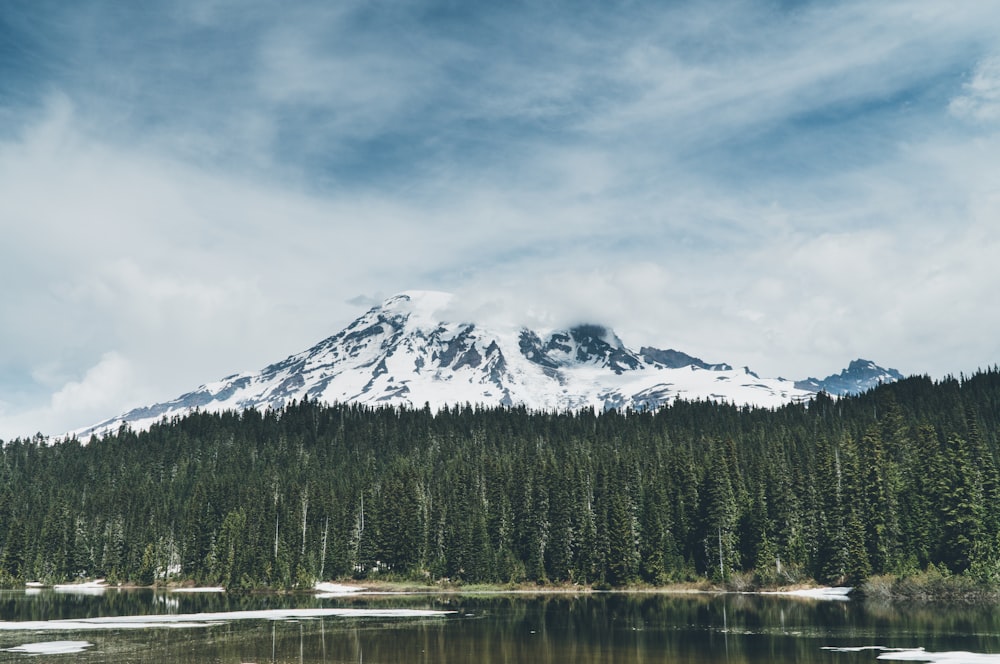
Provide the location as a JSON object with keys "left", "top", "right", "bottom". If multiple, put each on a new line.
{"left": 1, "top": 590, "right": 1000, "bottom": 663}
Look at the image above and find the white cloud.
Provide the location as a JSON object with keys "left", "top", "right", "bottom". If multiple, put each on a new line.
{"left": 950, "top": 56, "right": 1000, "bottom": 122}
{"left": 0, "top": 353, "right": 138, "bottom": 441}
{"left": 256, "top": 28, "right": 432, "bottom": 138}
{"left": 580, "top": 3, "right": 949, "bottom": 143}
{"left": 50, "top": 352, "right": 134, "bottom": 415}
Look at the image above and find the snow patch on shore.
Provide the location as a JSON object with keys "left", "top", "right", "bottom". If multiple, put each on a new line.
{"left": 766, "top": 586, "right": 852, "bottom": 601}
{"left": 52, "top": 579, "right": 108, "bottom": 596}
{"left": 314, "top": 582, "right": 365, "bottom": 595}
{"left": 170, "top": 587, "right": 225, "bottom": 593}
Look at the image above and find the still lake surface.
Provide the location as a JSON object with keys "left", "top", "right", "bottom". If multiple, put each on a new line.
{"left": 1, "top": 587, "right": 999, "bottom": 663}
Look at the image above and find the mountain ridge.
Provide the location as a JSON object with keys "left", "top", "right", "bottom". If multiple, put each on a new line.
{"left": 71, "top": 291, "right": 902, "bottom": 438}
{"left": 795, "top": 358, "right": 904, "bottom": 396}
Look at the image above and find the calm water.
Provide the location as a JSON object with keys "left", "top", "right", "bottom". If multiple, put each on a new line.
{"left": 2, "top": 588, "right": 1000, "bottom": 663}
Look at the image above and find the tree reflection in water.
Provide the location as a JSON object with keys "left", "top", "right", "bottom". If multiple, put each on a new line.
{"left": 1, "top": 590, "right": 1000, "bottom": 663}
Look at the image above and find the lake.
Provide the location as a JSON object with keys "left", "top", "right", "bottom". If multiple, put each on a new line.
{"left": 2, "top": 588, "right": 1000, "bottom": 662}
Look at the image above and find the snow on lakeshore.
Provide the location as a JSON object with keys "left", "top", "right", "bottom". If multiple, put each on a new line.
{"left": 314, "top": 582, "right": 365, "bottom": 596}
{"left": 2, "top": 640, "right": 93, "bottom": 655}
{"left": 52, "top": 579, "right": 108, "bottom": 595}
{"left": 53, "top": 579, "right": 107, "bottom": 588}
{"left": 764, "top": 586, "right": 852, "bottom": 601}
{"left": 170, "top": 586, "right": 225, "bottom": 593}
{"left": 0, "top": 608, "right": 456, "bottom": 632}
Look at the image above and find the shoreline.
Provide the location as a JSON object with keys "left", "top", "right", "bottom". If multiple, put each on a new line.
{"left": 11, "top": 579, "right": 851, "bottom": 599}
{"left": 11, "top": 574, "right": 998, "bottom": 603}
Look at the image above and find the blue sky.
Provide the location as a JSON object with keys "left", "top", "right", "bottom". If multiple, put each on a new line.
{"left": 2, "top": 1, "right": 1000, "bottom": 439}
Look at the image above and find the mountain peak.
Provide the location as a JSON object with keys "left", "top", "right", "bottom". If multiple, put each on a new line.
{"left": 379, "top": 290, "right": 453, "bottom": 311}
{"left": 69, "top": 294, "right": 903, "bottom": 438}
{"left": 845, "top": 358, "right": 880, "bottom": 373}
{"left": 375, "top": 291, "right": 454, "bottom": 325}
{"left": 794, "top": 358, "right": 903, "bottom": 396}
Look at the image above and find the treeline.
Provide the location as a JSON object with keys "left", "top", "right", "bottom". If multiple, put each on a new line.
{"left": 2, "top": 368, "right": 1000, "bottom": 590}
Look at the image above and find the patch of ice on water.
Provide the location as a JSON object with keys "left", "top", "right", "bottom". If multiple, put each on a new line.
{"left": 878, "top": 650, "right": 1000, "bottom": 662}
{"left": 823, "top": 646, "right": 1000, "bottom": 662}
{"left": 3, "top": 640, "right": 93, "bottom": 654}
{"left": 823, "top": 646, "right": 915, "bottom": 653}
{"left": 0, "top": 608, "right": 455, "bottom": 631}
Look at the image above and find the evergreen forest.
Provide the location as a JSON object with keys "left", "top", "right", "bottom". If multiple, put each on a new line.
{"left": 2, "top": 369, "right": 1000, "bottom": 591}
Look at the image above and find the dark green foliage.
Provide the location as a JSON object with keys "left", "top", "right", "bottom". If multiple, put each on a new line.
{"left": 2, "top": 368, "right": 1000, "bottom": 588}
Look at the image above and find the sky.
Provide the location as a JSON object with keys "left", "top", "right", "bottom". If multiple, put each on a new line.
{"left": 2, "top": 0, "right": 1000, "bottom": 440}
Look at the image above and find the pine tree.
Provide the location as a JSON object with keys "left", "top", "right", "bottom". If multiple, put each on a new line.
{"left": 701, "top": 444, "right": 739, "bottom": 581}
{"left": 939, "top": 433, "right": 985, "bottom": 573}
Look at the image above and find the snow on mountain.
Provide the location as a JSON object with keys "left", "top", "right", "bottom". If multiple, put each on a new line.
{"left": 794, "top": 359, "right": 904, "bottom": 396}
{"left": 71, "top": 291, "right": 899, "bottom": 438}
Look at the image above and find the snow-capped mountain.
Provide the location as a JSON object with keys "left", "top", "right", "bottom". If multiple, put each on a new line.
{"left": 72, "top": 291, "right": 901, "bottom": 438}
{"left": 794, "top": 359, "right": 904, "bottom": 396}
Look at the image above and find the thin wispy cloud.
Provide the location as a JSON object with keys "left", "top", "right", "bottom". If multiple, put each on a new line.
{"left": 2, "top": 0, "right": 1000, "bottom": 439}
{"left": 951, "top": 55, "right": 1000, "bottom": 123}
